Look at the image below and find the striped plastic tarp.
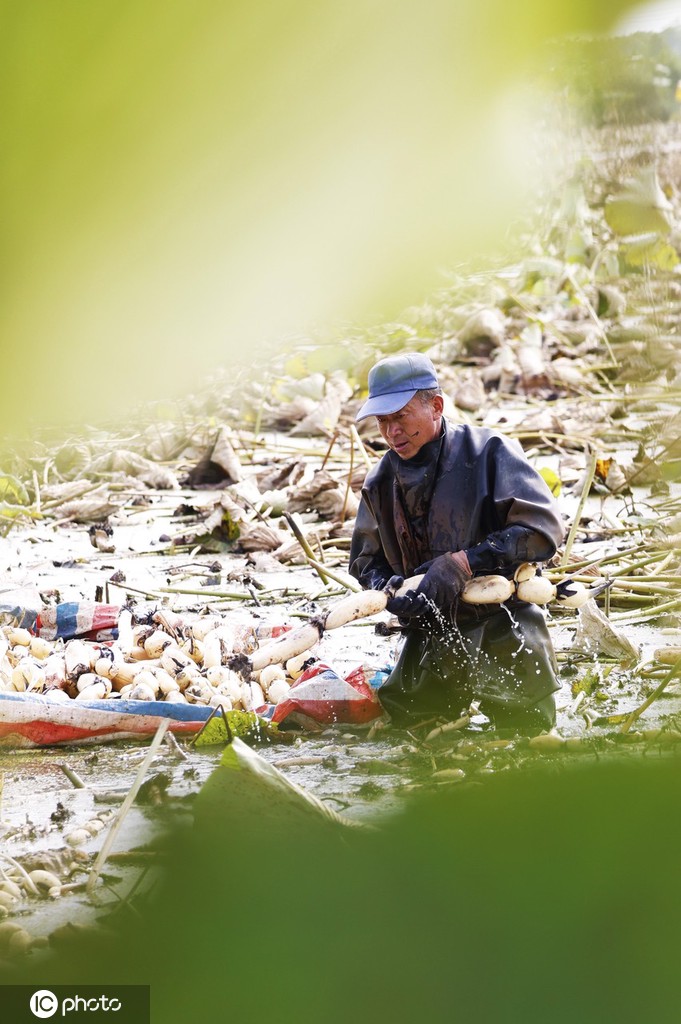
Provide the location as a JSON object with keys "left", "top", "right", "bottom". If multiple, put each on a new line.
{"left": 0, "top": 601, "right": 120, "bottom": 641}
{"left": 272, "top": 663, "right": 389, "bottom": 726}
{"left": 0, "top": 663, "right": 392, "bottom": 747}
{"left": 0, "top": 691, "right": 213, "bottom": 748}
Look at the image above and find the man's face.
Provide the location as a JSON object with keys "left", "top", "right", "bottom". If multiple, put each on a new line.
{"left": 375, "top": 394, "right": 443, "bottom": 460}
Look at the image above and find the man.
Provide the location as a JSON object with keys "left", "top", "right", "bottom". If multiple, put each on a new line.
{"left": 349, "top": 352, "right": 565, "bottom": 732}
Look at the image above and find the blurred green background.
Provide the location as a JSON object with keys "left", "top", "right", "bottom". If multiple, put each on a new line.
{"left": 8, "top": 754, "right": 681, "bottom": 1024}
{"left": 0, "top": 0, "right": 635, "bottom": 441}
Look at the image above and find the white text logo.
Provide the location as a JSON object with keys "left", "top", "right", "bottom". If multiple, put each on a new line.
{"left": 30, "top": 991, "right": 59, "bottom": 1019}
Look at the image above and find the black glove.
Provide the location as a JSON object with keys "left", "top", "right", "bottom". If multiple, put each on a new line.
{"left": 466, "top": 526, "right": 554, "bottom": 572}
{"left": 382, "top": 575, "right": 410, "bottom": 616}
{"left": 384, "top": 573, "right": 425, "bottom": 620}
{"left": 385, "top": 589, "right": 430, "bottom": 620}
{"left": 387, "top": 551, "right": 472, "bottom": 621}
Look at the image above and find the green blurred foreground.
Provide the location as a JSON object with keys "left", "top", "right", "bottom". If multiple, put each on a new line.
{"left": 0, "top": 0, "right": 634, "bottom": 440}
{"left": 6, "top": 754, "right": 681, "bottom": 1024}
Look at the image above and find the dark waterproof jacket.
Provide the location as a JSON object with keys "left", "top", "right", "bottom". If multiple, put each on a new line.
{"left": 349, "top": 421, "right": 564, "bottom": 584}
{"left": 349, "top": 421, "right": 565, "bottom": 724}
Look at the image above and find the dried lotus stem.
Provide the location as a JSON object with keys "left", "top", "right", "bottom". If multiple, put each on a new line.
{"left": 560, "top": 449, "right": 598, "bottom": 567}
{"left": 620, "top": 660, "right": 681, "bottom": 734}
{"left": 303, "top": 556, "right": 361, "bottom": 592}
{"left": 283, "top": 511, "right": 330, "bottom": 586}
{"left": 87, "top": 719, "right": 170, "bottom": 896}
{"left": 0, "top": 854, "right": 39, "bottom": 896}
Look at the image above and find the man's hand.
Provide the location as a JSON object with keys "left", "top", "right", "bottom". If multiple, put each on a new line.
{"left": 383, "top": 574, "right": 404, "bottom": 595}
{"left": 418, "top": 551, "right": 473, "bottom": 613}
{"left": 386, "top": 551, "right": 472, "bottom": 620}
{"left": 382, "top": 575, "right": 412, "bottom": 617}
{"left": 385, "top": 588, "right": 429, "bottom": 620}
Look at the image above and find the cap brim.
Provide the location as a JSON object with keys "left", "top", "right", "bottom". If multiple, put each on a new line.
{"left": 355, "top": 389, "right": 418, "bottom": 421}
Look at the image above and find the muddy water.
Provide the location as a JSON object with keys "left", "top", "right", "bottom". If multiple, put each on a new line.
{"left": 1, "top": 499, "right": 680, "bottom": 953}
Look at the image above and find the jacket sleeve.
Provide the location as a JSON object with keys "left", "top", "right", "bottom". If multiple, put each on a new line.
{"left": 466, "top": 525, "right": 555, "bottom": 572}
{"left": 466, "top": 436, "right": 564, "bottom": 572}
{"left": 349, "top": 492, "right": 393, "bottom": 590}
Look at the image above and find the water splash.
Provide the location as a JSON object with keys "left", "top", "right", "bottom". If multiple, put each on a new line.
{"left": 416, "top": 598, "right": 550, "bottom": 705}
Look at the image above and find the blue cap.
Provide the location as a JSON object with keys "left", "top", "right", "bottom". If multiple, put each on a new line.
{"left": 356, "top": 353, "right": 439, "bottom": 420}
